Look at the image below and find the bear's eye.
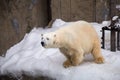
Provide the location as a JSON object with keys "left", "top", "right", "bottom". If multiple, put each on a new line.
{"left": 46, "top": 37, "right": 49, "bottom": 40}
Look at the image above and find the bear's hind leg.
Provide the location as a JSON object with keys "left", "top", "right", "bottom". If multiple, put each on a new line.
{"left": 92, "top": 43, "right": 104, "bottom": 64}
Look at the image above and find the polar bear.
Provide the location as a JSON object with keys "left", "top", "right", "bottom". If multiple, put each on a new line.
{"left": 41, "top": 20, "right": 104, "bottom": 68}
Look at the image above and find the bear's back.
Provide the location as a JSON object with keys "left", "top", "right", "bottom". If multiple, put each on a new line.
{"left": 56, "top": 20, "right": 99, "bottom": 53}
{"left": 57, "top": 20, "right": 97, "bottom": 38}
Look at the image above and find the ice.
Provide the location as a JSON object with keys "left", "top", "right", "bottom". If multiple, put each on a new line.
{"left": 0, "top": 19, "right": 120, "bottom": 80}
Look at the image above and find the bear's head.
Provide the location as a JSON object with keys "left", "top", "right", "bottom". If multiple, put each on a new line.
{"left": 41, "top": 32, "right": 61, "bottom": 48}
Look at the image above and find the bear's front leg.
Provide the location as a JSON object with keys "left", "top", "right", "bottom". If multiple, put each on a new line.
{"left": 60, "top": 47, "right": 84, "bottom": 68}
{"left": 71, "top": 53, "right": 83, "bottom": 66}
{"left": 63, "top": 59, "right": 72, "bottom": 68}
{"left": 63, "top": 49, "right": 84, "bottom": 67}
{"left": 63, "top": 53, "right": 73, "bottom": 68}
{"left": 71, "top": 48, "right": 84, "bottom": 66}
{"left": 59, "top": 47, "right": 73, "bottom": 68}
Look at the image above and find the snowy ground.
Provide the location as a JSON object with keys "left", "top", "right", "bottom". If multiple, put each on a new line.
{"left": 0, "top": 19, "right": 120, "bottom": 80}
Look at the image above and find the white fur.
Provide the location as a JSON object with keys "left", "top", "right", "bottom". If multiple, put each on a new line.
{"left": 41, "top": 20, "right": 104, "bottom": 68}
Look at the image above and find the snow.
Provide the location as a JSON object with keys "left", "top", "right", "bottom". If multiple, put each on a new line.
{"left": 0, "top": 19, "right": 120, "bottom": 80}
{"left": 52, "top": 19, "right": 67, "bottom": 28}
{"left": 101, "top": 21, "right": 111, "bottom": 27}
{"left": 116, "top": 5, "right": 120, "bottom": 10}
{"left": 112, "top": 16, "right": 119, "bottom": 21}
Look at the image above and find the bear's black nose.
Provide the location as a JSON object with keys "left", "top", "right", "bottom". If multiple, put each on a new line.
{"left": 41, "top": 41, "right": 45, "bottom": 47}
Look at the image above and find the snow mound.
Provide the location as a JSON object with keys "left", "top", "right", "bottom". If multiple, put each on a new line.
{"left": 52, "top": 19, "right": 66, "bottom": 28}
{"left": 0, "top": 19, "right": 120, "bottom": 80}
